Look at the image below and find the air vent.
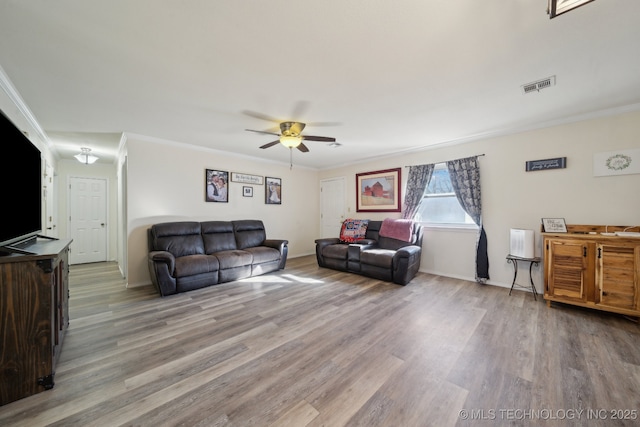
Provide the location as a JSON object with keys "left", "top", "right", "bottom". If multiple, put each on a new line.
{"left": 522, "top": 76, "right": 556, "bottom": 94}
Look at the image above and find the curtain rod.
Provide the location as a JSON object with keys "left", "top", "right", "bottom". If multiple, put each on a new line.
{"left": 404, "top": 153, "right": 485, "bottom": 167}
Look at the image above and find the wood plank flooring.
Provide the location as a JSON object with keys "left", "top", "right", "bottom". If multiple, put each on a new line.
{"left": 1, "top": 255, "right": 639, "bottom": 426}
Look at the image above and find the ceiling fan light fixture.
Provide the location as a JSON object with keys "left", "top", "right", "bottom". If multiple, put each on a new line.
{"left": 280, "top": 135, "right": 302, "bottom": 148}
{"left": 74, "top": 147, "right": 98, "bottom": 164}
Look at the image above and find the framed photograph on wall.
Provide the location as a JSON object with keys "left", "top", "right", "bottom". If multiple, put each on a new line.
{"left": 243, "top": 186, "right": 253, "bottom": 197}
{"left": 205, "top": 169, "right": 229, "bottom": 202}
{"left": 265, "top": 177, "right": 281, "bottom": 205}
{"left": 356, "top": 167, "right": 401, "bottom": 212}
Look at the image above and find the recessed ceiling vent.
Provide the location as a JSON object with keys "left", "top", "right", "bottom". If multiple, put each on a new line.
{"left": 522, "top": 76, "right": 556, "bottom": 94}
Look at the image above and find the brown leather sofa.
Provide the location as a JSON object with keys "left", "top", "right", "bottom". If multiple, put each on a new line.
{"left": 148, "top": 220, "right": 288, "bottom": 296}
{"left": 315, "top": 220, "right": 423, "bottom": 285}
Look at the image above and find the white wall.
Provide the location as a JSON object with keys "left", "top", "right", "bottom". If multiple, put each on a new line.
{"left": 125, "top": 135, "right": 320, "bottom": 287}
{"left": 319, "top": 110, "right": 640, "bottom": 289}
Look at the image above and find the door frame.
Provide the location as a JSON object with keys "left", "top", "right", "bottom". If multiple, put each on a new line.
{"left": 320, "top": 176, "right": 347, "bottom": 238}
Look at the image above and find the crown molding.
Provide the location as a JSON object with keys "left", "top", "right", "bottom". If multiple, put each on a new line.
{"left": 0, "top": 65, "right": 54, "bottom": 152}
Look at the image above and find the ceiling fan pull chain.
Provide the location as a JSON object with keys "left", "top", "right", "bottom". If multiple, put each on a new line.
{"left": 290, "top": 148, "right": 293, "bottom": 169}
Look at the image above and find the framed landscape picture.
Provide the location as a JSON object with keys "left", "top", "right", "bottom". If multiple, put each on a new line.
{"left": 356, "top": 168, "right": 401, "bottom": 212}
{"left": 265, "top": 177, "right": 281, "bottom": 205}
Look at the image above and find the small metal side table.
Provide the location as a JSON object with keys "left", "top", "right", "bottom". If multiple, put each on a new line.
{"left": 506, "top": 254, "right": 541, "bottom": 300}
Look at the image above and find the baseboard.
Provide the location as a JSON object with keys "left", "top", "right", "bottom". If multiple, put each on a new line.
{"left": 419, "top": 268, "right": 514, "bottom": 290}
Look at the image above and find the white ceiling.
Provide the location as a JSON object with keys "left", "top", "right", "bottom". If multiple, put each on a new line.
{"left": 1, "top": 1, "right": 639, "bottom": 169}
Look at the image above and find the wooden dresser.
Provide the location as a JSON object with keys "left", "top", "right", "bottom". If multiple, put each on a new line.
{"left": 543, "top": 225, "right": 640, "bottom": 317}
{"left": 0, "top": 238, "right": 72, "bottom": 406}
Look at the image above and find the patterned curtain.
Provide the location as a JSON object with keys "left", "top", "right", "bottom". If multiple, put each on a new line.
{"left": 402, "top": 164, "right": 434, "bottom": 220}
{"left": 446, "top": 156, "right": 489, "bottom": 283}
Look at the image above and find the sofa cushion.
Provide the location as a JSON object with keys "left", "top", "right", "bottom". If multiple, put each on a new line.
{"left": 322, "top": 244, "right": 349, "bottom": 260}
{"left": 233, "top": 220, "right": 267, "bottom": 249}
{"left": 244, "top": 246, "right": 281, "bottom": 264}
{"left": 151, "top": 221, "right": 205, "bottom": 257}
{"left": 364, "top": 221, "right": 382, "bottom": 242}
{"left": 339, "top": 219, "right": 369, "bottom": 243}
{"left": 202, "top": 221, "right": 237, "bottom": 253}
{"left": 214, "top": 249, "right": 253, "bottom": 269}
{"left": 360, "top": 248, "right": 395, "bottom": 269}
{"left": 174, "top": 254, "right": 219, "bottom": 278}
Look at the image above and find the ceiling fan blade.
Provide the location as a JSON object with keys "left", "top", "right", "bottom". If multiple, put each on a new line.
{"left": 291, "top": 100, "right": 310, "bottom": 120}
{"left": 302, "top": 135, "right": 336, "bottom": 142}
{"left": 242, "top": 110, "right": 281, "bottom": 123}
{"left": 304, "top": 121, "right": 342, "bottom": 127}
{"left": 246, "top": 129, "right": 281, "bottom": 137}
{"left": 259, "top": 140, "right": 281, "bottom": 149}
{"left": 297, "top": 142, "right": 309, "bottom": 153}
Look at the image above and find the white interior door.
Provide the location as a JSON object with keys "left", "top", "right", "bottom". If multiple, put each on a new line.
{"left": 320, "top": 177, "right": 346, "bottom": 238}
{"left": 69, "top": 176, "right": 107, "bottom": 264}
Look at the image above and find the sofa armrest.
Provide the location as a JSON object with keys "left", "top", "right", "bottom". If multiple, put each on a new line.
{"left": 264, "top": 239, "right": 289, "bottom": 269}
{"left": 264, "top": 239, "right": 288, "bottom": 253}
{"left": 315, "top": 237, "right": 340, "bottom": 247}
{"left": 148, "top": 251, "right": 177, "bottom": 296}
{"left": 392, "top": 245, "right": 422, "bottom": 285}
{"left": 314, "top": 238, "right": 341, "bottom": 267}
{"left": 394, "top": 245, "right": 421, "bottom": 258}
{"left": 351, "top": 239, "right": 378, "bottom": 252}
{"left": 150, "top": 250, "right": 175, "bottom": 272}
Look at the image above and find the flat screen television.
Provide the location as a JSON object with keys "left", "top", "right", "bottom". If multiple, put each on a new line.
{"left": 0, "top": 108, "right": 42, "bottom": 251}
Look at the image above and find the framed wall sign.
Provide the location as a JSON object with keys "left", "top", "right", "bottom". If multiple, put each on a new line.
{"left": 526, "top": 157, "right": 566, "bottom": 172}
{"left": 243, "top": 186, "right": 253, "bottom": 197}
{"left": 265, "top": 177, "right": 281, "bottom": 204}
{"left": 231, "top": 172, "right": 263, "bottom": 185}
{"left": 205, "top": 169, "right": 228, "bottom": 203}
{"left": 542, "top": 218, "right": 567, "bottom": 233}
{"left": 356, "top": 167, "right": 401, "bottom": 212}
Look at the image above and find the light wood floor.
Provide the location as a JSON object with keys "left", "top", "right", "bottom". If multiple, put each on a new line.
{"left": 1, "top": 256, "right": 639, "bottom": 426}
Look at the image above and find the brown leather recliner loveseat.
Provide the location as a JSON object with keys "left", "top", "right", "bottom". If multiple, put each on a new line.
{"left": 315, "top": 219, "right": 423, "bottom": 285}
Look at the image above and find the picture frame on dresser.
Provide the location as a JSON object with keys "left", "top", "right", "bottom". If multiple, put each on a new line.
{"left": 542, "top": 218, "right": 567, "bottom": 233}
{"left": 548, "top": 0, "right": 595, "bottom": 19}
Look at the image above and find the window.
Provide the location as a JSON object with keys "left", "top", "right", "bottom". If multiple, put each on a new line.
{"left": 415, "top": 163, "right": 475, "bottom": 226}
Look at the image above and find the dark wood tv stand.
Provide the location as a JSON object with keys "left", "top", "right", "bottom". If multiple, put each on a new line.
{"left": 0, "top": 237, "right": 72, "bottom": 406}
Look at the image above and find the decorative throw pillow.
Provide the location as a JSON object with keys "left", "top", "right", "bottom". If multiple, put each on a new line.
{"left": 339, "top": 219, "right": 369, "bottom": 243}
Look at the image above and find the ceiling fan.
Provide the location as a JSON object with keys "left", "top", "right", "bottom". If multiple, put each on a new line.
{"left": 245, "top": 121, "right": 336, "bottom": 153}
